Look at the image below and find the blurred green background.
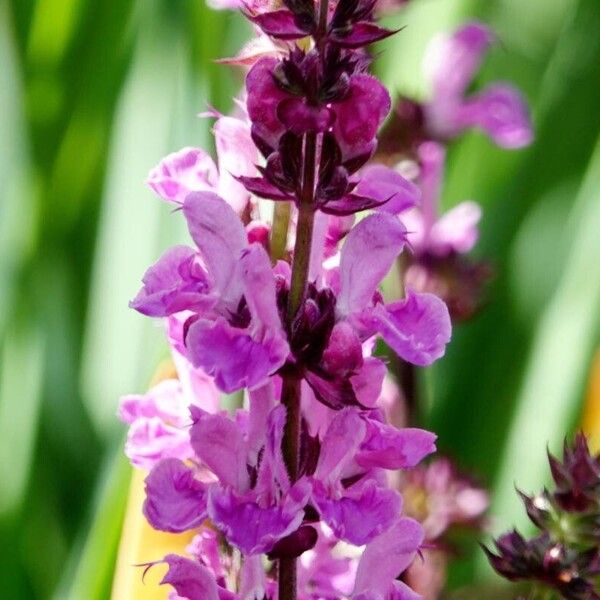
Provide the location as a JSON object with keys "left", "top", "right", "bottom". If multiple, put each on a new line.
{"left": 1, "top": 0, "right": 599, "bottom": 597}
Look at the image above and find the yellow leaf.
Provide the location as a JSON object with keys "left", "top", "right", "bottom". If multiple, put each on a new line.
{"left": 581, "top": 349, "right": 600, "bottom": 452}
{"left": 111, "top": 468, "right": 195, "bottom": 599}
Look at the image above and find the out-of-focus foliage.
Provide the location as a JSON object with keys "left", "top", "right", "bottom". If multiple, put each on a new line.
{"left": 0, "top": 0, "right": 598, "bottom": 597}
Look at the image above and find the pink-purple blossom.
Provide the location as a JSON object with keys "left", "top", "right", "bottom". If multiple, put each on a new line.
{"left": 147, "top": 115, "right": 257, "bottom": 213}
{"left": 119, "top": 1, "right": 472, "bottom": 597}
{"left": 424, "top": 22, "right": 533, "bottom": 148}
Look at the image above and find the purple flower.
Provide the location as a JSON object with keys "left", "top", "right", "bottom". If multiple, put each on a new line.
{"left": 423, "top": 22, "right": 533, "bottom": 148}
{"left": 298, "top": 524, "right": 358, "bottom": 598}
{"left": 337, "top": 213, "right": 452, "bottom": 367}
{"left": 401, "top": 457, "right": 489, "bottom": 540}
{"left": 352, "top": 517, "right": 425, "bottom": 600}
{"left": 118, "top": 380, "right": 193, "bottom": 470}
{"left": 283, "top": 211, "right": 451, "bottom": 411}
{"left": 143, "top": 458, "right": 208, "bottom": 533}
{"left": 399, "top": 142, "right": 492, "bottom": 321}
{"left": 241, "top": 54, "right": 416, "bottom": 217}
{"left": 404, "top": 142, "right": 481, "bottom": 258}
{"left": 147, "top": 147, "right": 218, "bottom": 205}
{"left": 310, "top": 408, "right": 435, "bottom": 545}
{"left": 147, "top": 115, "right": 258, "bottom": 213}
{"left": 131, "top": 192, "right": 289, "bottom": 393}
{"left": 143, "top": 401, "right": 311, "bottom": 556}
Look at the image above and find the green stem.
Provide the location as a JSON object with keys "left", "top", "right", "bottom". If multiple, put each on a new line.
{"left": 278, "top": 135, "right": 317, "bottom": 600}
{"left": 270, "top": 201, "right": 291, "bottom": 262}
{"left": 278, "top": 2, "right": 328, "bottom": 597}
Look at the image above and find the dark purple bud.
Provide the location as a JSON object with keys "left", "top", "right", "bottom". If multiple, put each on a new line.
{"left": 250, "top": 125, "right": 276, "bottom": 159}
{"left": 288, "top": 284, "right": 337, "bottom": 366}
{"left": 262, "top": 152, "right": 297, "bottom": 193}
{"left": 304, "top": 369, "right": 365, "bottom": 410}
{"left": 236, "top": 175, "right": 294, "bottom": 201}
{"left": 329, "top": 0, "right": 377, "bottom": 31}
{"left": 518, "top": 489, "right": 556, "bottom": 530}
{"left": 330, "top": 22, "right": 399, "bottom": 48}
{"left": 550, "top": 433, "right": 600, "bottom": 513}
{"left": 317, "top": 166, "right": 350, "bottom": 201}
{"left": 332, "top": 74, "right": 390, "bottom": 163}
{"left": 249, "top": 10, "right": 312, "bottom": 40}
{"left": 319, "top": 193, "right": 388, "bottom": 216}
{"left": 279, "top": 132, "right": 304, "bottom": 182}
{"left": 319, "top": 132, "right": 343, "bottom": 177}
{"left": 246, "top": 58, "right": 288, "bottom": 149}
{"left": 266, "top": 525, "right": 318, "bottom": 560}
{"left": 485, "top": 531, "right": 600, "bottom": 600}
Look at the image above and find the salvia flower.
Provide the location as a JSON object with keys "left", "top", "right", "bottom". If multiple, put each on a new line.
{"left": 147, "top": 114, "right": 258, "bottom": 214}
{"left": 121, "top": 0, "right": 461, "bottom": 597}
{"left": 424, "top": 22, "right": 533, "bottom": 149}
{"left": 401, "top": 141, "right": 492, "bottom": 321}
{"left": 485, "top": 433, "right": 600, "bottom": 599}
{"left": 131, "top": 192, "right": 289, "bottom": 392}
{"left": 239, "top": 48, "right": 420, "bottom": 216}
{"left": 377, "top": 20, "right": 534, "bottom": 162}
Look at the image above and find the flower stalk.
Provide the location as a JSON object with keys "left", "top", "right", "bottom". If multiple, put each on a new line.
{"left": 279, "top": 45, "right": 320, "bottom": 600}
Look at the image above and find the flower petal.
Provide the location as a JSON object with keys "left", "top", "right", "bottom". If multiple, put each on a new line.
{"left": 424, "top": 22, "right": 494, "bottom": 102}
{"left": 186, "top": 317, "right": 288, "bottom": 393}
{"left": 125, "top": 417, "right": 192, "bottom": 471}
{"left": 357, "top": 164, "right": 421, "bottom": 214}
{"left": 147, "top": 147, "right": 218, "bottom": 205}
{"left": 118, "top": 379, "right": 187, "bottom": 425}
{"left": 338, "top": 213, "right": 407, "bottom": 315}
{"left": 429, "top": 200, "right": 481, "bottom": 255}
{"left": 255, "top": 405, "right": 291, "bottom": 497}
{"left": 239, "top": 554, "right": 268, "bottom": 600}
{"left": 183, "top": 192, "right": 248, "bottom": 299}
{"left": 356, "top": 418, "right": 437, "bottom": 470}
{"left": 130, "top": 245, "right": 213, "bottom": 317}
{"left": 313, "top": 478, "right": 402, "bottom": 545}
{"left": 143, "top": 458, "right": 207, "bottom": 532}
{"left": 333, "top": 74, "right": 390, "bottom": 162}
{"left": 315, "top": 408, "right": 366, "bottom": 485}
{"left": 214, "top": 116, "right": 258, "bottom": 214}
{"left": 350, "top": 357, "right": 387, "bottom": 408}
{"left": 246, "top": 57, "right": 288, "bottom": 148}
{"left": 208, "top": 480, "right": 310, "bottom": 555}
{"left": 190, "top": 411, "right": 250, "bottom": 492}
{"left": 160, "top": 554, "right": 221, "bottom": 600}
{"left": 374, "top": 290, "right": 451, "bottom": 366}
{"left": 353, "top": 518, "right": 424, "bottom": 597}
{"left": 322, "top": 321, "right": 364, "bottom": 376}
{"left": 457, "top": 84, "right": 533, "bottom": 149}
{"left": 239, "top": 244, "right": 285, "bottom": 332}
